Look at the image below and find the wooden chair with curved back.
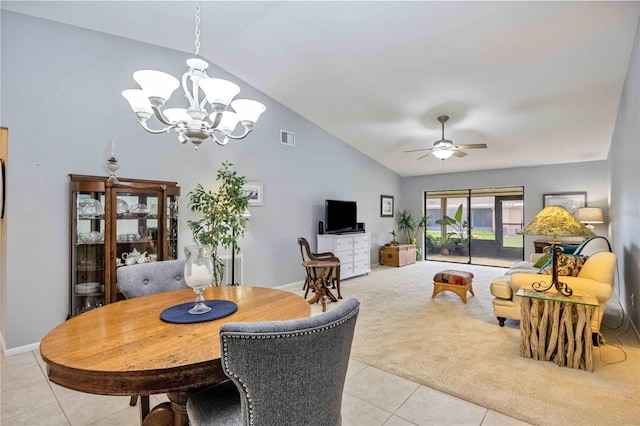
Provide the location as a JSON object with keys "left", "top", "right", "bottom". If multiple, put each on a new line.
{"left": 297, "top": 237, "right": 341, "bottom": 299}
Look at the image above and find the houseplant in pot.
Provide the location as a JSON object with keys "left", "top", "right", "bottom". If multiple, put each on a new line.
{"left": 396, "top": 209, "right": 417, "bottom": 244}
{"left": 187, "top": 161, "right": 249, "bottom": 286}
{"left": 435, "top": 204, "right": 471, "bottom": 255}
{"left": 397, "top": 210, "right": 430, "bottom": 259}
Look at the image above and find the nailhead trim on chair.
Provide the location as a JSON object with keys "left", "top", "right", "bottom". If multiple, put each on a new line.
{"left": 220, "top": 308, "right": 358, "bottom": 425}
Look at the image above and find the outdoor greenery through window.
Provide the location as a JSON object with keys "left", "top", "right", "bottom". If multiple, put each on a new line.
{"left": 424, "top": 187, "right": 524, "bottom": 267}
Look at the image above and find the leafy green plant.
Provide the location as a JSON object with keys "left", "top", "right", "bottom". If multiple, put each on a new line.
{"left": 396, "top": 210, "right": 430, "bottom": 244}
{"left": 435, "top": 204, "right": 471, "bottom": 247}
{"left": 187, "top": 161, "right": 249, "bottom": 285}
{"left": 412, "top": 213, "right": 430, "bottom": 242}
{"left": 396, "top": 209, "right": 416, "bottom": 243}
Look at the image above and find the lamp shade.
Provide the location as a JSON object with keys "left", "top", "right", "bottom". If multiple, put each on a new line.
{"left": 198, "top": 78, "right": 240, "bottom": 106}
{"left": 133, "top": 70, "right": 180, "bottom": 101}
{"left": 520, "top": 205, "right": 595, "bottom": 238}
{"left": 231, "top": 99, "right": 266, "bottom": 123}
{"left": 122, "top": 89, "right": 153, "bottom": 114}
{"left": 163, "top": 108, "right": 191, "bottom": 123}
{"left": 576, "top": 207, "right": 604, "bottom": 224}
{"left": 214, "top": 111, "right": 239, "bottom": 133}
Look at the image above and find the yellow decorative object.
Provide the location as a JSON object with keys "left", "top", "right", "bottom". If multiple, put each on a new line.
{"left": 520, "top": 205, "right": 595, "bottom": 239}
{"left": 520, "top": 205, "right": 595, "bottom": 296}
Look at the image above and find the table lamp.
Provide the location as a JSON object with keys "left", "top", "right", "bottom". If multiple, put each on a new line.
{"left": 576, "top": 207, "right": 604, "bottom": 231}
{"left": 520, "top": 205, "right": 594, "bottom": 296}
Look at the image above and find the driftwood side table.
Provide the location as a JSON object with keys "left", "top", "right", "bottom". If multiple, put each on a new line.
{"left": 517, "top": 288, "right": 597, "bottom": 372}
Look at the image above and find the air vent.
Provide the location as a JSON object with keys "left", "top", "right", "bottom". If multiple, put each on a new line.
{"left": 280, "top": 130, "right": 295, "bottom": 147}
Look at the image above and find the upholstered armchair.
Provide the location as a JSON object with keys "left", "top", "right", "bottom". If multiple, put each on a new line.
{"left": 187, "top": 298, "right": 360, "bottom": 426}
{"left": 490, "top": 250, "right": 616, "bottom": 337}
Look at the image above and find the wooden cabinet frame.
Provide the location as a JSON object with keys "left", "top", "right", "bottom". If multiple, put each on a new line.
{"left": 69, "top": 174, "right": 180, "bottom": 316}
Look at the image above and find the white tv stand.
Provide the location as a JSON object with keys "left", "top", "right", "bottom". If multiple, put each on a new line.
{"left": 317, "top": 233, "right": 370, "bottom": 279}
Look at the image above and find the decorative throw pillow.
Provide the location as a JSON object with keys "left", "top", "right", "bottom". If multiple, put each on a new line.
{"left": 537, "top": 257, "right": 553, "bottom": 273}
{"left": 540, "top": 254, "right": 589, "bottom": 277}
{"left": 533, "top": 253, "right": 552, "bottom": 268}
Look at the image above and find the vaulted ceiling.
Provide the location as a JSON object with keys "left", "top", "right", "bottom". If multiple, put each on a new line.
{"left": 3, "top": 1, "right": 639, "bottom": 176}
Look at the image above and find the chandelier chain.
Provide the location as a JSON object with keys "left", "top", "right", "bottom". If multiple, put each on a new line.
{"left": 194, "top": 0, "right": 201, "bottom": 57}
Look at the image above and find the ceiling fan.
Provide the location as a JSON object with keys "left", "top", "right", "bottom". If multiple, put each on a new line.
{"left": 404, "top": 115, "right": 487, "bottom": 160}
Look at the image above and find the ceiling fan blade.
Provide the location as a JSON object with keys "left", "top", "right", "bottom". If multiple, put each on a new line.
{"left": 454, "top": 143, "right": 487, "bottom": 149}
{"left": 453, "top": 150, "right": 468, "bottom": 158}
{"left": 417, "top": 152, "right": 433, "bottom": 160}
{"left": 404, "top": 148, "right": 433, "bottom": 153}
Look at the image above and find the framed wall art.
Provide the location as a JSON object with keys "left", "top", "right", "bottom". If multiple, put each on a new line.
{"left": 380, "top": 195, "right": 394, "bottom": 217}
{"left": 242, "top": 181, "right": 263, "bottom": 206}
{"left": 543, "top": 192, "right": 586, "bottom": 215}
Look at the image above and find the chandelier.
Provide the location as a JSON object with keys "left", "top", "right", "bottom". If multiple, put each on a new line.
{"left": 122, "top": 1, "right": 265, "bottom": 149}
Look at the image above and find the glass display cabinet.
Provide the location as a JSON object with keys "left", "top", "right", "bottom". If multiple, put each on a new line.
{"left": 69, "top": 174, "right": 180, "bottom": 317}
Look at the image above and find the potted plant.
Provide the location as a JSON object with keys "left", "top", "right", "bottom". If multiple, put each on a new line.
{"left": 435, "top": 204, "right": 472, "bottom": 255}
{"left": 412, "top": 213, "right": 430, "bottom": 244}
{"left": 396, "top": 209, "right": 416, "bottom": 244}
{"left": 396, "top": 210, "right": 430, "bottom": 244}
{"left": 187, "top": 161, "right": 249, "bottom": 286}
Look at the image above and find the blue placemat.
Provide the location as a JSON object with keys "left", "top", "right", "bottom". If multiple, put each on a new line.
{"left": 160, "top": 300, "right": 238, "bottom": 324}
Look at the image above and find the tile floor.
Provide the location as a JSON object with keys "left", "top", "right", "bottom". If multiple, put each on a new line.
{"left": 0, "top": 349, "right": 529, "bottom": 426}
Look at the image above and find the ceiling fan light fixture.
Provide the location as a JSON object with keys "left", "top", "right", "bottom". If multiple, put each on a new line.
{"left": 433, "top": 149, "right": 454, "bottom": 160}
{"left": 403, "top": 115, "right": 487, "bottom": 162}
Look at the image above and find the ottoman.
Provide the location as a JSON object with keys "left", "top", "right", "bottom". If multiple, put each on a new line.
{"left": 432, "top": 270, "right": 475, "bottom": 303}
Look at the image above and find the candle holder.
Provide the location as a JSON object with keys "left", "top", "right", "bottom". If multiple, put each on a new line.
{"left": 184, "top": 245, "right": 213, "bottom": 314}
{"left": 106, "top": 141, "right": 120, "bottom": 183}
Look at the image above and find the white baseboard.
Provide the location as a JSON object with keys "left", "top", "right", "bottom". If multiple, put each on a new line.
{"left": 275, "top": 280, "right": 305, "bottom": 290}
{"left": 1, "top": 333, "right": 40, "bottom": 357}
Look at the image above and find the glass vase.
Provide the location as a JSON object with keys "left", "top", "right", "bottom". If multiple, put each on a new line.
{"left": 184, "top": 245, "right": 213, "bottom": 314}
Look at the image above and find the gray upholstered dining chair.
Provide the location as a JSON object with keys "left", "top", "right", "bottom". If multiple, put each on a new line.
{"left": 117, "top": 259, "right": 188, "bottom": 299}
{"left": 186, "top": 297, "right": 360, "bottom": 426}
{"left": 116, "top": 259, "right": 188, "bottom": 417}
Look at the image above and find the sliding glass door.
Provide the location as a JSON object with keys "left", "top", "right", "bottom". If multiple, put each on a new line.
{"left": 424, "top": 187, "right": 523, "bottom": 267}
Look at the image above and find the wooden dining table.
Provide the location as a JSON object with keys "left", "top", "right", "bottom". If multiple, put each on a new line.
{"left": 39, "top": 286, "right": 311, "bottom": 426}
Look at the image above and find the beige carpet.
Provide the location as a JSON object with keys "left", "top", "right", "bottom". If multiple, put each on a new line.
{"left": 283, "top": 261, "right": 640, "bottom": 425}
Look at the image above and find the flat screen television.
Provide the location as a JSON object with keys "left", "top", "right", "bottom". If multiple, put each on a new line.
{"left": 325, "top": 200, "right": 357, "bottom": 233}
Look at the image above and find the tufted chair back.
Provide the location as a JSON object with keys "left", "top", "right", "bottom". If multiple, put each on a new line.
{"left": 116, "top": 259, "right": 189, "bottom": 415}
{"left": 187, "top": 298, "right": 360, "bottom": 426}
{"left": 116, "top": 259, "right": 188, "bottom": 299}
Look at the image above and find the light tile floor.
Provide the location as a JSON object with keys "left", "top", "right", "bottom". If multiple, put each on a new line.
{"left": 0, "top": 350, "right": 529, "bottom": 426}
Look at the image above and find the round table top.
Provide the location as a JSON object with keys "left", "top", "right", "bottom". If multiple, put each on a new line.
{"left": 40, "top": 286, "right": 310, "bottom": 395}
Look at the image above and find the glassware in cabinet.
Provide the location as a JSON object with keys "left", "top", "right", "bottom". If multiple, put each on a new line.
{"left": 71, "top": 188, "right": 106, "bottom": 317}
{"left": 167, "top": 193, "right": 179, "bottom": 260}
{"left": 69, "top": 175, "right": 180, "bottom": 317}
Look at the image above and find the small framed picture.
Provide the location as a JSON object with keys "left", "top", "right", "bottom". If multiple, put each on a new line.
{"left": 243, "top": 181, "right": 263, "bottom": 206}
{"left": 380, "top": 195, "right": 394, "bottom": 217}
{"left": 543, "top": 192, "right": 586, "bottom": 215}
